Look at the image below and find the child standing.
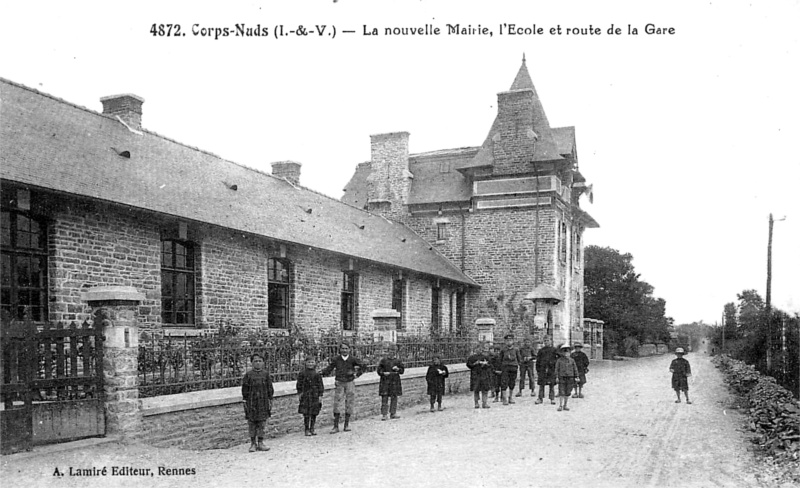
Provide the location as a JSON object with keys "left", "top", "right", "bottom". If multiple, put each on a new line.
{"left": 554, "top": 344, "right": 579, "bottom": 412}
{"left": 535, "top": 336, "right": 558, "bottom": 405}
{"left": 571, "top": 342, "right": 590, "bottom": 399}
{"left": 498, "top": 333, "right": 520, "bottom": 405}
{"left": 242, "top": 353, "right": 274, "bottom": 452}
{"left": 516, "top": 337, "right": 536, "bottom": 397}
{"left": 670, "top": 348, "right": 692, "bottom": 404}
{"left": 489, "top": 345, "right": 503, "bottom": 403}
{"left": 321, "top": 343, "right": 365, "bottom": 433}
{"left": 426, "top": 355, "right": 449, "bottom": 412}
{"left": 467, "top": 343, "right": 493, "bottom": 408}
{"left": 296, "top": 357, "right": 324, "bottom": 436}
{"left": 378, "top": 344, "right": 405, "bottom": 421}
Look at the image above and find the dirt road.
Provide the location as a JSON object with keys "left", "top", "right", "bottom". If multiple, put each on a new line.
{"left": 1, "top": 352, "right": 765, "bottom": 488}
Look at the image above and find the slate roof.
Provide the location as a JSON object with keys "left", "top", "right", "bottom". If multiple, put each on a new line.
{"left": 455, "top": 58, "right": 564, "bottom": 171}
{"left": 406, "top": 148, "right": 476, "bottom": 205}
{"left": 0, "top": 78, "right": 477, "bottom": 286}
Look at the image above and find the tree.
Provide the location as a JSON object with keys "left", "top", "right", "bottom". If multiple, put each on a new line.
{"left": 584, "top": 245, "right": 673, "bottom": 356}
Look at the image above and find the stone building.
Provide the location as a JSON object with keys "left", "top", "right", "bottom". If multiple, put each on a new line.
{"left": 343, "top": 57, "right": 598, "bottom": 346}
{"left": 0, "top": 78, "right": 477, "bottom": 338}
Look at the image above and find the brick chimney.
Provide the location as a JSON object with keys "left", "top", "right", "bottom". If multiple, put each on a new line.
{"left": 367, "top": 132, "right": 412, "bottom": 221}
{"left": 100, "top": 94, "right": 144, "bottom": 130}
{"left": 271, "top": 161, "right": 302, "bottom": 186}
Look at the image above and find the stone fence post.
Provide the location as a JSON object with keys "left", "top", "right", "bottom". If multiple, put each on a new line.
{"left": 371, "top": 309, "right": 400, "bottom": 344}
{"left": 83, "top": 286, "right": 143, "bottom": 441}
{"left": 475, "top": 318, "right": 496, "bottom": 344}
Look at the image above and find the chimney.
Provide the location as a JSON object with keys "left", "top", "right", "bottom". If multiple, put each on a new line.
{"left": 271, "top": 161, "right": 302, "bottom": 186}
{"left": 367, "top": 132, "right": 412, "bottom": 220}
{"left": 100, "top": 94, "right": 145, "bottom": 130}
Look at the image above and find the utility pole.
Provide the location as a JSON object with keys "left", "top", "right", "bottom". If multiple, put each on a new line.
{"left": 766, "top": 213, "right": 774, "bottom": 371}
{"left": 766, "top": 213, "right": 786, "bottom": 372}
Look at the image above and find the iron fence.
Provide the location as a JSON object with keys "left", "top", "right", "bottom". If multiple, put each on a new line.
{"left": 137, "top": 332, "right": 473, "bottom": 398}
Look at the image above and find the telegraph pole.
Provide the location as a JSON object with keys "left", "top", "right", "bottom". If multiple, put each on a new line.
{"left": 766, "top": 213, "right": 786, "bottom": 372}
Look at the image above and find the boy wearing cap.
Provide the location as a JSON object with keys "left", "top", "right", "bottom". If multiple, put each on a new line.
{"left": 670, "top": 348, "right": 692, "bottom": 404}
{"left": 498, "top": 333, "right": 520, "bottom": 405}
{"left": 554, "top": 344, "right": 579, "bottom": 411}
{"left": 571, "top": 342, "right": 590, "bottom": 399}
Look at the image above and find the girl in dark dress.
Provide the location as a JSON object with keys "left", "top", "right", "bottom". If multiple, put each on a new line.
{"left": 378, "top": 343, "right": 405, "bottom": 421}
{"left": 426, "top": 355, "right": 449, "bottom": 412}
{"left": 296, "top": 357, "right": 325, "bottom": 436}
{"left": 242, "top": 353, "right": 274, "bottom": 452}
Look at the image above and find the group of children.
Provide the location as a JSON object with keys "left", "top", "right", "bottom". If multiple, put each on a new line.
{"left": 242, "top": 336, "right": 693, "bottom": 451}
{"left": 466, "top": 334, "right": 590, "bottom": 412}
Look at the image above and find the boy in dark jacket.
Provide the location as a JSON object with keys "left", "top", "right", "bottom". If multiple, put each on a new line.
{"left": 670, "top": 348, "right": 692, "bottom": 404}
{"left": 296, "top": 357, "right": 324, "bottom": 436}
{"left": 467, "top": 343, "right": 493, "bottom": 409}
{"left": 535, "top": 336, "right": 557, "bottom": 405}
{"left": 516, "top": 337, "right": 536, "bottom": 397}
{"left": 242, "top": 353, "right": 274, "bottom": 452}
{"left": 498, "top": 333, "right": 520, "bottom": 405}
{"left": 378, "top": 343, "right": 405, "bottom": 420}
{"left": 426, "top": 355, "right": 449, "bottom": 412}
{"left": 570, "top": 342, "right": 590, "bottom": 399}
{"left": 321, "top": 343, "right": 365, "bottom": 433}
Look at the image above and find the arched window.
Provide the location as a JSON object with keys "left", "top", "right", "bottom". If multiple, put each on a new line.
{"left": 268, "top": 258, "right": 291, "bottom": 329}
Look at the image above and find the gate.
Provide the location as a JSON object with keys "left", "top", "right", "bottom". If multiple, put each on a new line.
{"left": 1, "top": 317, "right": 105, "bottom": 454}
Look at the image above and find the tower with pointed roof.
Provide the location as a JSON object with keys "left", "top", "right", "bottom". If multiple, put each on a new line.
{"left": 343, "top": 57, "right": 598, "bottom": 346}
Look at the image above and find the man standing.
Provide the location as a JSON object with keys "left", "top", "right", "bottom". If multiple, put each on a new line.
{"left": 534, "top": 336, "right": 557, "bottom": 405}
{"left": 322, "top": 343, "right": 364, "bottom": 433}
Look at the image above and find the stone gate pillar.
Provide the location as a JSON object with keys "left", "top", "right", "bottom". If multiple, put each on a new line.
{"left": 371, "top": 309, "right": 400, "bottom": 343}
{"left": 475, "top": 318, "right": 496, "bottom": 344}
{"left": 84, "top": 286, "right": 144, "bottom": 441}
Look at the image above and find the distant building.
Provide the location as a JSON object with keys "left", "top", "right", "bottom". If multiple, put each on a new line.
{"left": 343, "top": 57, "right": 599, "bottom": 345}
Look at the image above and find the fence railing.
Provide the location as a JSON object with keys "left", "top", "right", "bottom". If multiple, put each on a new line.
{"left": 137, "top": 333, "right": 473, "bottom": 398}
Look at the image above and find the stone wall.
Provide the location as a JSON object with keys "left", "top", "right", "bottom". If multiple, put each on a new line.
{"left": 40, "top": 192, "right": 461, "bottom": 338}
{"left": 48, "top": 198, "right": 161, "bottom": 327}
{"left": 139, "top": 365, "right": 471, "bottom": 450}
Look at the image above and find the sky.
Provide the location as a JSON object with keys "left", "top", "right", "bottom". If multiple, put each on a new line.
{"left": 1, "top": 0, "right": 798, "bottom": 326}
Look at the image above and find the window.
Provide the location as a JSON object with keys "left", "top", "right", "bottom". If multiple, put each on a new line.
{"left": 161, "top": 240, "right": 195, "bottom": 325}
{"left": 574, "top": 231, "right": 581, "bottom": 266}
{"left": 456, "top": 289, "right": 465, "bottom": 333}
{"left": 268, "top": 258, "right": 291, "bottom": 329}
{"left": 436, "top": 223, "right": 447, "bottom": 241}
{"left": 391, "top": 276, "right": 405, "bottom": 331}
{"left": 431, "top": 283, "right": 440, "bottom": 334}
{"left": 341, "top": 271, "right": 357, "bottom": 331}
{"left": 559, "top": 221, "right": 568, "bottom": 262}
{"left": 1, "top": 191, "right": 48, "bottom": 321}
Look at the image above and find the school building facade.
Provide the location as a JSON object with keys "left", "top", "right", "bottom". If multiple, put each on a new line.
{"left": 0, "top": 79, "right": 476, "bottom": 341}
